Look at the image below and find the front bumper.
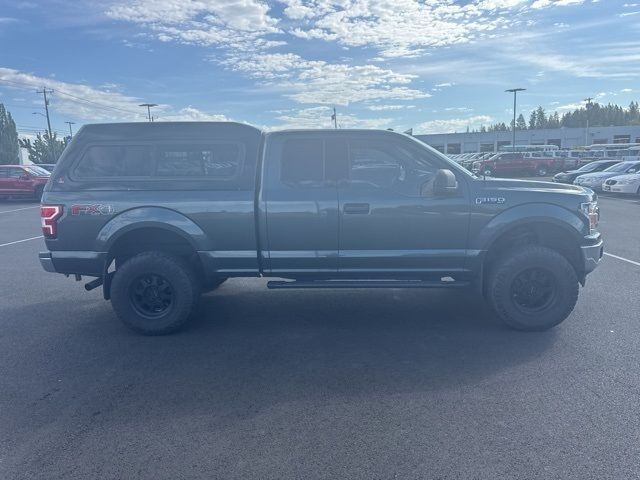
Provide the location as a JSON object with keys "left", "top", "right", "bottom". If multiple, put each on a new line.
{"left": 581, "top": 235, "right": 604, "bottom": 275}
{"left": 39, "top": 251, "right": 107, "bottom": 276}
{"left": 603, "top": 183, "right": 639, "bottom": 194}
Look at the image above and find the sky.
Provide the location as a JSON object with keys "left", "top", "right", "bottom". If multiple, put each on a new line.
{"left": 0, "top": 0, "right": 639, "bottom": 137}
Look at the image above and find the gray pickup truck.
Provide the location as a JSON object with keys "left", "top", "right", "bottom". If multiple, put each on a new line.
{"left": 39, "top": 122, "right": 603, "bottom": 335}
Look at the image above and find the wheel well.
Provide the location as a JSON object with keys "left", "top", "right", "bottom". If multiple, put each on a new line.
{"left": 483, "top": 222, "right": 583, "bottom": 287}
{"left": 108, "top": 227, "right": 205, "bottom": 280}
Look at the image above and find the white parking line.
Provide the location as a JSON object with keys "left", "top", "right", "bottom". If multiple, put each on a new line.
{"left": 0, "top": 206, "right": 40, "bottom": 214}
{"left": 0, "top": 235, "right": 43, "bottom": 248}
{"left": 605, "top": 252, "right": 640, "bottom": 267}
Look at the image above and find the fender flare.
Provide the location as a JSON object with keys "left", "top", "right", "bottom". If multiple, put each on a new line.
{"left": 94, "top": 207, "right": 210, "bottom": 253}
{"left": 473, "top": 202, "right": 586, "bottom": 252}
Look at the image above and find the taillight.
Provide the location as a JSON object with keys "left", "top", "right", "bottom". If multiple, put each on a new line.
{"left": 41, "top": 205, "right": 63, "bottom": 238}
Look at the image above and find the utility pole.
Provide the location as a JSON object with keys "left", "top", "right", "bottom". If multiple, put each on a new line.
{"left": 65, "top": 121, "right": 75, "bottom": 137}
{"left": 36, "top": 88, "right": 54, "bottom": 140}
{"left": 331, "top": 107, "right": 337, "bottom": 129}
{"left": 36, "top": 88, "right": 56, "bottom": 162}
{"left": 139, "top": 103, "right": 157, "bottom": 122}
{"left": 505, "top": 88, "right": 526, "bottom": 152}
{"left": 584, "top": 97, "right": 593, "bottom": 147}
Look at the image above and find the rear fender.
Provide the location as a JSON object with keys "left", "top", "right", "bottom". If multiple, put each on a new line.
{"left": 94, "top": 207, "right": 210, "bottom": 253}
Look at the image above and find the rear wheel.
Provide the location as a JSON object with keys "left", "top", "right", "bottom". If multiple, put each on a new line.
{"left": 111, "top": 251, "right": 200, "bottom": 335}
{"left": 536, "top": 166, "right": 548, "bottom": 177}
{"left": 486, "top": 245, "right": 578, "bottom": 331}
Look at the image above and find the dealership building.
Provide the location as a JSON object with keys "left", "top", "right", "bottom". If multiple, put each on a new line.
{"left": 415, "top": 125, "right": 640, "bottom": 155}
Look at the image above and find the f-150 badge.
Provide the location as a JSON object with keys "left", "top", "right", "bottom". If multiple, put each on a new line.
{"left": 476, "top": 197, "right": 506, "bottom": 205}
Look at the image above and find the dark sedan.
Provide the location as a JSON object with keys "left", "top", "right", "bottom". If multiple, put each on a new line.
{"left": 553, "top": 160, "right": 620, "bottom": 184}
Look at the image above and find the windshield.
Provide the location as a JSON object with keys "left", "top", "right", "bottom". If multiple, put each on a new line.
{"left": 24, "top": 166, "right": 51, "bottom": 176}
{"left": 578, "top": 162, "right": 607, "bottom": 172}
{"left": 604, "top": 162, "right": 640, "bottom": 173}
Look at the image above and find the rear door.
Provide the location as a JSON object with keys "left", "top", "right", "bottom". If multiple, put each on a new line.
{"left": 6, "top": 167, "right": 30, "bottom": 193}
{"left": 261, "top": 133, "right": 342, "bottom": 275}
{"left": 0, "top": 168, "right": 9, "bottom": 194}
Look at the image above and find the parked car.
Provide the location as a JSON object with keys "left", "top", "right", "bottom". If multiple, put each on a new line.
{"left": 602, "top": 173, "right": 640, "bottom": 195}
{"left": 574, "top": 161, "right": 640, "bottom": 191}
{"left": 39, "top": 122, "right": 603, "bottom": 335}
{"left": 553, "top": 160, "right": 621, "bottom": 184}
{"left": 472, "top": 152, "right": 555, "bottom": 177}
{"left": 37, "top": 164, "right": 57, "bottom": 173}
{"left": 0, "top": 165, "right": 50, "bottom": 200}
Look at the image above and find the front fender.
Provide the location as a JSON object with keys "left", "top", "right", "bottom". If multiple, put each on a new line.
{"left": 94, "top": 207, "right": 210, "bottom": 252}
{"left": 473, "top": 202, "right": 586, "bottom": 252}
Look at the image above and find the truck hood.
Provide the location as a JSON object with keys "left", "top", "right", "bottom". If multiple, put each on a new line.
{"left": 481, "top": 177, "right": 586, "bottom": 193}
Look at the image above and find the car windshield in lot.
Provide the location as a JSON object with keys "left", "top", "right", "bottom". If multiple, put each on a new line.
{"left": 24, "top": 166, "right": 51, "bottom": 176}
{"left": 603, "top": 161, "right": 640, "bottom": 173}
{"left": 577, "top": 162, "right": 615, "bottom": 172}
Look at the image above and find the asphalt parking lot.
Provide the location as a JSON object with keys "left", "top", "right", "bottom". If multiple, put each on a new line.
{"left": 1, "top": 194, "right": 639, "bottom": 480}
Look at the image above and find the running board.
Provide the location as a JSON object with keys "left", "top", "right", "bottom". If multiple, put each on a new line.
{"left": 267, "top": 279, "right": 470, "bottom": 289}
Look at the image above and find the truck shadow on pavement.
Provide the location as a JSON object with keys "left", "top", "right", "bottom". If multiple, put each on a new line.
{"left": 23, "top": 281, "right": 556, "bottom": 418}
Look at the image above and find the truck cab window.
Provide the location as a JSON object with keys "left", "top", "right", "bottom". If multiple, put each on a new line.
{"left": 347, "top": 140, "right": 438, "bottom": 195}
{"left": 280, "top": 138, "right": 324, "bottom": 185}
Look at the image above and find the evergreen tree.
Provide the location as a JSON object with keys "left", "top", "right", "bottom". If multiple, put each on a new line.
{"left": 529, "top": 110, "right": 537, "bottom": 129}
{"left": 0, "top": 104, "right": 20, "bottom": 165}
{"left": 534, "top": 106, "right": 547, "bottom": 129}
{"left": 516, "top": 114, "right": 527, "bottom": 130}
{"left": 18, "top": 131, "right": 66, "bottom": 164}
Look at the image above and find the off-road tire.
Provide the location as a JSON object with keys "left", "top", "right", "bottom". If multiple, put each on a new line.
{"left": 487, "top": 245, "right": 579, "bottom": 331}
{"left": 111, "top": 251, "right": 200, "bottom": 335}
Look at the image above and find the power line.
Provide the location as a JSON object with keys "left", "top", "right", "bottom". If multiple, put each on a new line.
{"left": 0, "top": 78, "right": 145, "bottom": 118}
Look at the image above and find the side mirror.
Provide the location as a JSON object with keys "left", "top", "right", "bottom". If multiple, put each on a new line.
{"left": 433, "top": 169, "right": 458, "bottom": 196}
{"left": 19, "top": 174, "right": 30, "bottom": 181}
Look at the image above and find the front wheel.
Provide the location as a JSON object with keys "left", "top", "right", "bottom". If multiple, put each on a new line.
{"left": 482, "top": 168, "right": 493, "bottom": 176}
{"left": 110, "top": 252, "right": 200, "bottom": 335}
{"left": 536, "top": 167, "right": 548, "bottom": 177}
{"left": 486, "top": 245, "right": 578, "bottom": 331}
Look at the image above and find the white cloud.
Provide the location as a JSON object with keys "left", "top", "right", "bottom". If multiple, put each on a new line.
{"left": 0, "top": 67, "right": 229, "bottom": 124}
{"left": 272, "top": 106, "right": 391, "bottom": 130}
{"left": 621, "top": 88, "right": 634, "bottom": 92}
{"left": 416, "top": 115, "right": 493, "bottom": 134}
{"left": 367, "top": 104, "right": 415, "bottom": 111}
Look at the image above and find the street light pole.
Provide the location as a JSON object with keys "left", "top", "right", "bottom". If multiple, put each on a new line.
{"left": 505, "top": 88, "right": 526, "bottom": 152}
{"left": 139, "top": 103, "right": 158, "bottom": 122}
{"left": 584, "top": 97, "right": 593, "bottom": 147}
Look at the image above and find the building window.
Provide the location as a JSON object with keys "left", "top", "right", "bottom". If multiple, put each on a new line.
{"left": 432, "top": 145, "right": 445, "bottom": 153}
{"left": 480, "top": 143, "right": 494, "bottom": 153}
{"left": 613, "top": 135, "right": 631, "bottom": 144}
{"left": 547, "top": 139, "right": 561, "bottom": 148}
{"left": 446, "top": 143, "right": 461, "bottom": 155}
{"left": 496, "top": 141, "right": 511, "bottom": 150}
{"left": 593, "top": 138, "right": 608, "bottom": 144}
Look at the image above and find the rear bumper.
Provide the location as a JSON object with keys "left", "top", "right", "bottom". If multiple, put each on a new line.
{"left": 581, "top": 236, "right": 604, "bottom": 275}
{"left": 39, "top": 251, "right": 106, "bottom": 276}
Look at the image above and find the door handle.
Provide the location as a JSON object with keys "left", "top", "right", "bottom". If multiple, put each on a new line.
{"left": 343, "top": 203, "right": 370, "bottom": 214}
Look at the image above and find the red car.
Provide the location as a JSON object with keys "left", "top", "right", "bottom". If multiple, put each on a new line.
{"left": 472, "top": 153, "right": 555, "bottom": 177}
{"left": 0, "top": 165, "right": 50, "bottom": 201}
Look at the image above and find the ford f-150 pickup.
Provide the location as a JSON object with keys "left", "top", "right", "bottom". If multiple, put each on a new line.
{"left": 39, "top": 122, "right": 603, "bottom": 335}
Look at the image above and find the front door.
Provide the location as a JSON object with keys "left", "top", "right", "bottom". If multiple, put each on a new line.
{"left": 337, "top": 133, "right": 471, "bottom": 279}
{"left": 261, "top": 133, "right": 341, "bottom": 275}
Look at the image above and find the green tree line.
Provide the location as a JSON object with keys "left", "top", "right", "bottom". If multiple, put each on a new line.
{"left": 476, "top": 101, "right": 640, "bottom": 133}
{"left": 0, "top": 102, "right": 67, "bottom": 165}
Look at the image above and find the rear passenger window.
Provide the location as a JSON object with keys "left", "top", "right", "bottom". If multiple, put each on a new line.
{"left": 75, "top": 145, "right": 154, "bottom": 178}
{"left": 281, "top": 138, "right": 324, "bottom": 184}
{"left": 156, "top": 144, "right": 240, "bottom": 178}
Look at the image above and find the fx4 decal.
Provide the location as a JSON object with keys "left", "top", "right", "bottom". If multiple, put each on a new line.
{"left": 71, "top": 204, "right": 115, "bottom": 216}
